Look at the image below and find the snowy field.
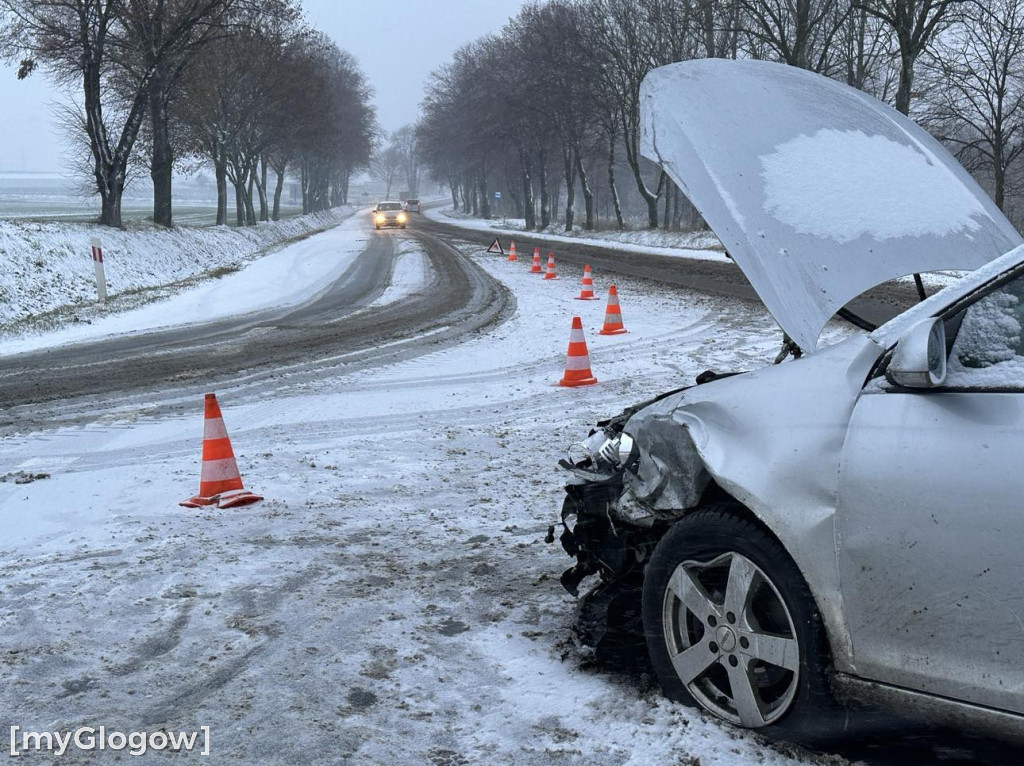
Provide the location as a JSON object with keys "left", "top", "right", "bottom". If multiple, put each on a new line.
{"left": 0, "top": 172, "right": 304, "bottom": 225}
{"left": 0, "top": 218, "right": 860, "bottom": 763}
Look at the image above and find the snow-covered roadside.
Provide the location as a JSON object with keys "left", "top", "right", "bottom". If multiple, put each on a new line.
{"left": 425, "top": 204, "right": 731, "bottom": 263}
{"left": 0, "top": 207, "right": 353, "bottom": 332}
{"left": 0, "top": 212, "right": 364, "bottom": 356}
{"left": 0, "top": 228, "right": 852, "bottom": 764}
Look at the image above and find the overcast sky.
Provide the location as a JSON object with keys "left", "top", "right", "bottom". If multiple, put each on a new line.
{"left": 0, "top": 0, "right": 527, "bottom": 173}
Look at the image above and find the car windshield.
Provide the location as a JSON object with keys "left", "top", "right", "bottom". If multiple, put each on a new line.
{"left": 377, "top": 202, "right": 402, "bottom": 211}
{"left": 945, "top": 269, "right": 1024, "bottom": 387}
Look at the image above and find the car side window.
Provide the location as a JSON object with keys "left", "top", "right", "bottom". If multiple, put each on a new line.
{"left": 944, "top": 271, "right": 1024, "bottom": 387}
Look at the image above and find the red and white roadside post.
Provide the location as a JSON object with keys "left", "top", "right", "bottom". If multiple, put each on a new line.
{"left": 90, "top": 237, "right": 107, "bottom": 303}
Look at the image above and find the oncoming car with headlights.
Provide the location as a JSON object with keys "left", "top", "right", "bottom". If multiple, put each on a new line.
{"left": 373, "top": 201, "right": 406, "bottom": 229}
{"left": 553, "top": 59, "right": 1024, "bottom": 743}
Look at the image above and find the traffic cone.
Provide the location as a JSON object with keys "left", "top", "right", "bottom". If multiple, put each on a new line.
{"left": 559, "top": 316, "right": 598, "bottom": 387}
{"left": 180, "top": 393, "right": 263, "bottom": 510}
{"left": 544, "top": 252, "right": 557, "bottom": 280}
{"left": 598, "top": 285, "right": 628, "bottom": 335}
{"left": 575, "top": 264, "right": 596, "bottom": 300}
{"left": 530, "top": 250, "right": 543, "bottom": 273}
{"left": 508, "top": 241, "right": 517, "bottom": 262}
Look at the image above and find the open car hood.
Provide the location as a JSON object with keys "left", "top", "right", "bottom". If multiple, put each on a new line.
{"left": 640, "top": 59, "right": 1022, "bottom": 350}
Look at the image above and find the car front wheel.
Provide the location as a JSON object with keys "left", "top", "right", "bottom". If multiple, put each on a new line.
{"left": 642, "top": 504, "right": 833, "bottom": 736}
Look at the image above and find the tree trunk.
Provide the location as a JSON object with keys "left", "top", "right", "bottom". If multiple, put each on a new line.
{"left": 341, "top": 168, "right": 351, "bottom": 205}
{"left": 272, "top": 166, "right": 285, "bottom": 221}
{"left": 563, "top": 146, "right": 576, "bottom": 232}
{"left": 994, "top": 140, "right": 1005, "bottom": 210}
{"left": 82, "top": 42, "right": 146, "bottom": 228}
{"left": 257, "top": 157, "right": 269, "bottom": 222}
{"left": 479, "top": 176, "right": 491, "bottom": 219}
{"left": 663, "top": 181, "right": 672, "bottom": 229}
{"left": 539, "top": 150, "right": 551, "bottom": 228}
{"left": 148, "top": 68, "right": 174, "bottom": 228}
{"left": 608, "top": 136, "right": 625, "bottom": 229}
{"left": 300, "top": 162, "right": 309, "bottom": 214}
{"left": 623, "top": 114, "right": 662, "bottom": 228}
{"left": 895, "top": 49, "right": 915, "bottom": 115}
{"left": 99, "top": 174, "right": 124, "bottom": 228}
{"left": 215, "top": 151, "right": 228, "bottom": 226}
{"left": 233, "top": 180, "right": 246, "bottom": 226}
{"left": 575, "top": 152, "right": 594, "bottom": 231}
{"left": 245, "top": 166, "right": 257, "bottom": 225}
{"left": 521, "top": 151, "right": 536, "bottom": 230}
{"left": 149, "top": 75, "right": 173, "bottom": 227}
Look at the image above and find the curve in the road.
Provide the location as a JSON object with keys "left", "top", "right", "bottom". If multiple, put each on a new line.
{"left": 0, "top": 223, "right": 515, "bottom": 432}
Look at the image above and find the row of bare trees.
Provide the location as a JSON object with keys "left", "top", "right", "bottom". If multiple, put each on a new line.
{"left": 0, "top": 0, "right": 375, "bottom": 228}
{"left": 419, "top": 0, "right": 1024, "bottom": 232}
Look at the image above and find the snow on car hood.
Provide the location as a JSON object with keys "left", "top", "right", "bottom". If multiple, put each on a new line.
{"left": 640, "top": 59, "right": 1022, "bottom": 351}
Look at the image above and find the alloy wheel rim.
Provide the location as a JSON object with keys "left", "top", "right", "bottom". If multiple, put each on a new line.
{"left": 661, "top": 551, "right": 800, "bottom": 728}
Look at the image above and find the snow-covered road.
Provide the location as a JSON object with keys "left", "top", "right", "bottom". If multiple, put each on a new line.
{"left": 1, "top": 217, "right": 855, "bottom": 764}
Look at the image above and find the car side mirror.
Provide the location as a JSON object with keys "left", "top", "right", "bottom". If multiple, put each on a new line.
{"left": 885, "top": 317, "right": 947, "bottom": 389}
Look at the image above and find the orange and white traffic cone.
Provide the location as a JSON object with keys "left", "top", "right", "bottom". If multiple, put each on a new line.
{"left": 575, "top": 264, "right": 596, "bottom": 300}
{"left": 598, "top": 284, "right": 627, "bottom": 335}
{"left": 530, "top": 250, "right": 543, "bottom": 273}
{"left": 180, "top": 393, "right": 262, "bottom": 510}
{"left": 559, "top": 316, "right": 598, "bottom": 387}
{"left": 508, "top": 241, "right": 517, "bottom": 262}
{"left": 544, "top": 252, "right": 557, "bottom": 280}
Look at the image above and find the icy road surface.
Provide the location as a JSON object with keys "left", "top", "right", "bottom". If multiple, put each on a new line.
{"left": 2, "top": 215, "right": 1010, "bottom": 764}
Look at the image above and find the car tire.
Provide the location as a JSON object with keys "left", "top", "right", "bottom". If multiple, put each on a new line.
{"left": 375, "top": 224, "right": 380, "bottom": 230}
{"left": 401, "top": 224, "right": 406, "bottom": 229}
{"left": 642, "top": 503, "right": 835, "bottom": 739}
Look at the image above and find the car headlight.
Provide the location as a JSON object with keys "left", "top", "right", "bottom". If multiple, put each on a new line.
{"left": 375, "top": 214, "right": 385, "bottom": 223}
{"left": 568, "top": 430, "right": 635, "bottom": 469}
{"left": 398, "top": 213, "right": 407, "bottom": 222}
{"left": 617, "top": 433, "right": 635, "bottom": 465}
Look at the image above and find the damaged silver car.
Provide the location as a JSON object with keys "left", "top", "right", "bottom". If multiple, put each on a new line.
{"left": 553, "top": 59, "right": 1024, "bottom": 740}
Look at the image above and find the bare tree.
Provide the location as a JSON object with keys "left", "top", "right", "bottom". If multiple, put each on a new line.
{"left": 119, "top": 0, "right": 236, "bottom": 227}
{"left": 391, "top": 125, "right": 421, "bottom": 198}
{"left": 840, "top": 0, "right": 899, "bottom": 98}
{"left": 1, "top": 0, "right": 143, "bottom": 226}
{"left": 589, "top": 0, "right": 698, "bottom": 228}
{"left": 921, "top": 0, "right": 1024, "bottom": 210}
{"left": 371, "top": 145, "right": 404, "bottom": 199}
{"left": 0, "top": 0, "right": 236, "bottom": 227}
{"left": 737, "top": 0, "right": 850, "bottom": 72}
{"left": 855, "top": 0, "right": 966, "bottom": 114}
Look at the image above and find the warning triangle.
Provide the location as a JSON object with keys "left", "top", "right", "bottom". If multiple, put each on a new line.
{"left": 486, "top": 237, "right": 504, "bottom": 255}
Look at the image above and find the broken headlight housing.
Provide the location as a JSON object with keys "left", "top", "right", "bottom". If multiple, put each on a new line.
{"left": 561, "top": 429, "right": 639, "bottom": 480}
